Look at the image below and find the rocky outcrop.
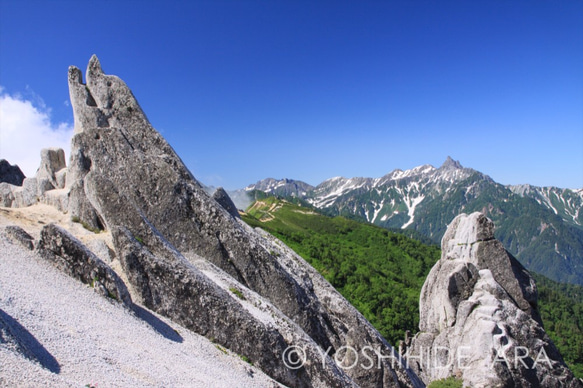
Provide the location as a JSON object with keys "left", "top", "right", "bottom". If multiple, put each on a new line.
{"left": 0, "top": 183, "right": 16, "bottom": 207}
{"left": 65, "top": 55, "right": 421, "bottom": 387}
{"left": 0, "top": 160, "right": 25, "bottom": 186}
{"left": 212, "top": 187, "right": 240, "bottom": 218}
{"left": 36, "top": 148, "right": 67, "bottom": 190}
{"left": 113, "top": 224, "right": 355, "bottom": 387}
{"left": 3, "top": 225, "right": 34, "bottom": 250}
{"left": 408, "top": 212, "right": 582, "bottom": 387}
{"left": 37, "top": 224, "right": 131, "bottom": 307}
{"left": 0, "top": 150, "right": 68, "bottom": 209}
{"left": 12, "top": 178, "right": 41, "bottom": 207}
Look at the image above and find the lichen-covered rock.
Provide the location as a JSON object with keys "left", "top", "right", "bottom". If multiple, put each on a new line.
{"left": 408, "top": 212, "right": 582, "bottom": 388}
{"left": 85, "top": 238, "right": 115, "bottom": 264}
{"left": 3, "top": 225, "right": 34, "bottom": 250}
{"left": 37, "top": 223, "right": 131, "bottom": 307}
{"left": 66, "top": 55, "right": 421, "bottom": 387}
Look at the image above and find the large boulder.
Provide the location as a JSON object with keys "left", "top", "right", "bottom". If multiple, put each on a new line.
{"left": 408, "top": 212, "right": 582, "bottom": 387}
{"left": 36, "top": 148, "right": 67, "bottom": 190}
{"left": 3, "top": 225, "right": 34, "bottom": 250}
{"left": 113, "top": 223, "right": 355, "bottom": 388}
{"left": 37, "top": 223, "right": 132, "bottom": 307}
{"left": 66, "top": 55, "right": 422, "bottom": 387}
{"left": 12, "top": 178, "right": 40, "bottom": 207}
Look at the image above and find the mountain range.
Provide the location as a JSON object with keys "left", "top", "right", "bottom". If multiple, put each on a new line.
{"left": 241, "top": 157, "right": 583, "bottom": 285}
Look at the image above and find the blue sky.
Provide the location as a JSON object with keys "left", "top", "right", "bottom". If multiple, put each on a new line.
{"left": 1, "top": 0, "right": 582, "bottom": 190}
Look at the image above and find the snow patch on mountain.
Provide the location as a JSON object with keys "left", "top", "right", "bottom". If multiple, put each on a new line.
{"left": 367, "top": 199, "right": 385, "bottom": 223}
{"left": 402, "top": 195, "right": 425, "bottom": 228}
{"left": 509, "top": 184, "right": 583, "bottom": 226}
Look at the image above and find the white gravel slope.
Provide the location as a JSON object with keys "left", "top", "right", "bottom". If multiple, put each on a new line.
{"left": 0, "top": 232, "right": 280, "bottom": 387}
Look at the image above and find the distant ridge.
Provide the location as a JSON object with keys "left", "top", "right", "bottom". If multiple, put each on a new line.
{"left": 241, "top": 158, "right": 583, "bottom": 285}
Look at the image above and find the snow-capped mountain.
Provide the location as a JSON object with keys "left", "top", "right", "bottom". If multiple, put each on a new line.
{"left": 244, "top": 177, "right": 314, "bottom": 198}
{"left": 509, "top": 184, "right": 583, "bottom": 227}
{"left": 242, "top": 157, "right": 583, "bottom": 285}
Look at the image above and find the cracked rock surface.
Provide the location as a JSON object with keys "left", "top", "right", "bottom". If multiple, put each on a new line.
{"left": 409, "top": 212, "right": 582, "bottom": 387}
{"left": 65, "top": 55, "right": 421, "bottom": 387}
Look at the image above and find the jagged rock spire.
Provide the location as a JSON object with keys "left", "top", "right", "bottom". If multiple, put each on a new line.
{"left": 65, "top": 55, "right": 423, "bottom": 387}
{"left": 408, "top": 212, "right": 581, "bottom": 387}
{"left": 68, "top": 54, "right": 148, "bottom": 134}
{"left": 440, "top": 156, "right": 463, "bottom": 170}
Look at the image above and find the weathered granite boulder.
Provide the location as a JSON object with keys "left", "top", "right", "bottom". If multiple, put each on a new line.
{"left": 0, "top": 183, "right": 15, "bottom": 207}
{"left": 408, "top": 212, "right": 582, "bottom": 388}
{"left": 114, "top": 224, "right": 355, "bottom": 388}
{"left": 37, "top": 223, "right": 131, "bottom": 306}
{"left": 0, "top": 160, "right": 25, "bottom": 186}
{"left": 3, "top": 225, "right": 34, "bottom": 250}
{"left": 212, "top": 187, "right": 240, "bottom": 219}
{"left": 36, "top": 148, "right": 67, "bottom": 190}
{"left": 66, "top": 55, "right": 421, "bottom": 387}
{"left": 0, "top": 153, "right": 68, "bottom": 209}
{"left": 12, "top": 178, "right": 39, "bottom": 207}
{"left": 39, "top": 188, "right": 69, "bottom": 213}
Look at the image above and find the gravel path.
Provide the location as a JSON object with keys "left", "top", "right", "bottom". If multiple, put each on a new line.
{"left": 0, "top": 229, "right": 280, "bottom": 387}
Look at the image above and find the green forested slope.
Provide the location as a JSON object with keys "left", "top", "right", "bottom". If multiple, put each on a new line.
{"left": 242, "top": 197, "right": 583, "bottom": 378}
{"left": 534, "top": 274, "right": 583, "bottom": 378}
{"left": 243, "top": 197, "right": 441, "bottom": 344}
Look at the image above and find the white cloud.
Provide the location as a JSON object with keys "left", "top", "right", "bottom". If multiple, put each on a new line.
{"left": 0, "top": 89, "right": 74, "bottom": 177}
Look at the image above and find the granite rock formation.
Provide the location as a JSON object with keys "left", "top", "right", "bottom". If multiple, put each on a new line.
{"left": 0, "top": 149, "right": 68, "bottom": 209}
{"left": 37, "top": 224, "right": 132, "bottom": 307}
{"left": 408, "top": 212, "right": 582, "bottom": 387}
{"left": 64, "top": 55, "right": 422, "bottom": 387}
{"left": 36, "top": 148, "right": 67, "bottom": 190}
{"left": 212, "top": 187, "right": 241, "bottom": 219}
{"left": 3, "top": 225, "right": 34, "bottom": 250}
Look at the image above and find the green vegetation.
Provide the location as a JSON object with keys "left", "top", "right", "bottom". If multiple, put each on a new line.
{"left": 89, "top": 275, "right": 100, "bottom": 288}
{"left": 229, "top": 287, "right": 246, "bottom": 301}
{"left": 275, "top": 171, "right": 583, "bottom": 286}
{"left": 534, "top": 273, "right": 583, "bottom": 378}
{"left": 427, "top": 376, "right": 463, "bottom": 388}
{"left": 243, "top": 197, "right": 440, "bottom": 344}
{"left": 71, "top": 215, "right": 102, "bottom": 234}
{"left": 239, "top": 354, "right": 253, "bottom": 365}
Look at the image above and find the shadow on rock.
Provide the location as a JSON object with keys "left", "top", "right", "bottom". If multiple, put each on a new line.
{"left": 131, "top": 304, "right": 183, "bottom": 343}
{"left": 0, "top": 308, "right": 61, "bottom": 374}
